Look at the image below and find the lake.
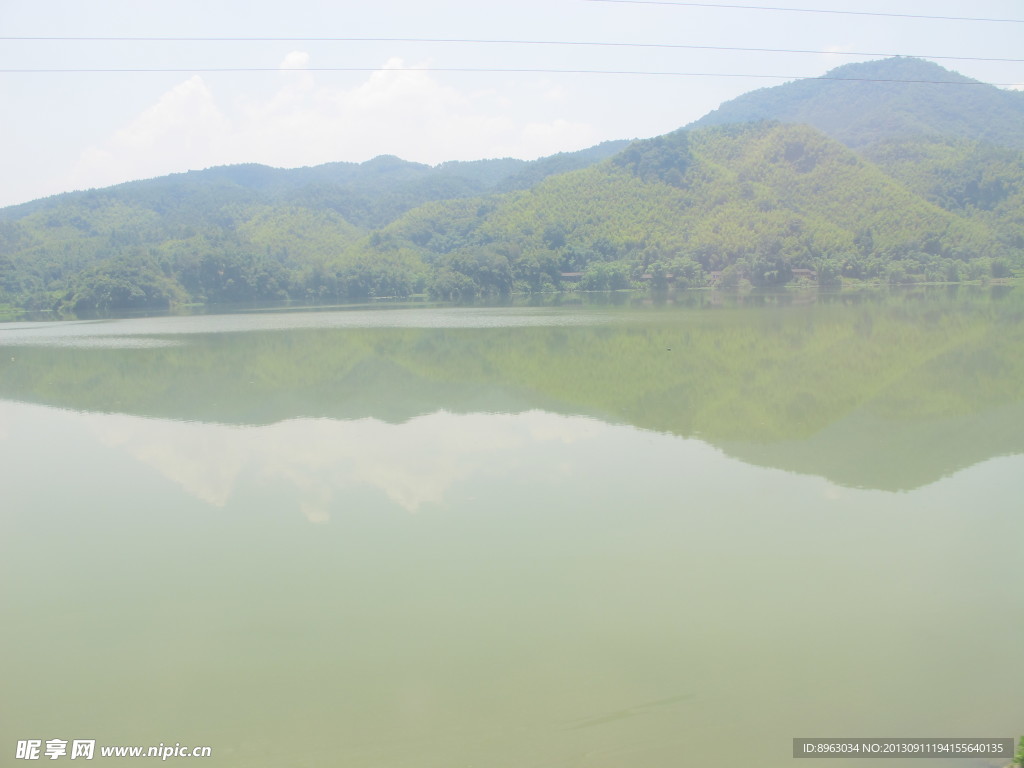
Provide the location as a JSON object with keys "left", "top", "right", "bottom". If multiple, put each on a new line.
{"left": 1, "top": 288, "right": 1022, "bottom": 767}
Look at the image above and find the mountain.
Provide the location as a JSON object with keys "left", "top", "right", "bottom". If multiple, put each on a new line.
{"left": 685, "top": 57, "right": 1024, "bottom": 253}
{"left": 378, "top": 120, "right": 1019, "bottom": 298}
{"left": 0, "top": 141, "right": 628, "bottom": 311}
{"left": 0, "top": 140, "right": 630, "bottom": 231}
{"left": 689, "top": 57, "right": 1024, "bottom": 150}
{"left": 0, "top": 58, "right": 1021, "bottom": 316}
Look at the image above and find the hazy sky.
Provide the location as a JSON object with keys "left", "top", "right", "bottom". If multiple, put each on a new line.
{"left": 2, "top": 0, "right": 1022, "bottom": 207}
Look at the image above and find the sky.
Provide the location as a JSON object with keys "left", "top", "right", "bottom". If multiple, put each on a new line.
{"left": 1, "top": 0, "right": 1022, "bottom": 208}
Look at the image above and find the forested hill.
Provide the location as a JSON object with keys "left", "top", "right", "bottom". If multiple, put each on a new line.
{"left": 689, "top": 57, "right": 1024, "bottom": 150}
{"left": 378, "top": 122, "right": 1022, "bottom": 297}
{"left": 0, "top": 140, "right": 630, "bottom": 231}
{"left": 1, "top": 57, "right": 1022, "bottom": 315}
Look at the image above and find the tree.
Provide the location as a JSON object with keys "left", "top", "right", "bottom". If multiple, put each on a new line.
{"left": 991, "top": 258, "right": 1012, "bottom": 279}
{"left": 63, "top": 253, "right": 185, "bottom": 314}
{"left": 429, "top": 267, "right": 478, "bottom": 300}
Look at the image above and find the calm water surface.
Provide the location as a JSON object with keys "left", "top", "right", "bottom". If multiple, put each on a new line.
{"left": 1, "top": 291, "right": 1022, "bottom": 767}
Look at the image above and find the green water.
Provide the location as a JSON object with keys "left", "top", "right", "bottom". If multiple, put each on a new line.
{"left": 1, "top": 289, "right": 1022, "bottom": 767}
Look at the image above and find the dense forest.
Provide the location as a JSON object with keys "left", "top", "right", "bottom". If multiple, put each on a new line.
{"left": 1, "top": 57, "right": 1022, "bottom": 315}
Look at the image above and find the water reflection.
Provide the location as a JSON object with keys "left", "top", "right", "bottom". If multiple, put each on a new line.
{"left": 2, "top": 290, "right": 1022, "bottom": 491}
{"left": 2, "top": 394, "right": 1021, "bottom": 768}
{"left": 80, "top": 407, "right": 613, "bottom": 520}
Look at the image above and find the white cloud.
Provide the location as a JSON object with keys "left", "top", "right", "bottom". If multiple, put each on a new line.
{"left": 64, "top": 55, "right": 598, "bottom": 191}
{"left": 68, "top": 75, "right": 232, "bottom": 191}
{"left": 82, "top": 409, "right": 613, "bottom": 523}
{"left": 276, "top": 50, "right": 315, "bottom": 93}
{"left": 280, "top": 51, "right": 311, "bottom": 70}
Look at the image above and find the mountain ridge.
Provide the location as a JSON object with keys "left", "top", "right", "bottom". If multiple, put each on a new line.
{"left": 688, "top": 57, "right": 1024, "bottom": 149}
{"left": 1, "top": 57, "right": 1022, "bottom": 315}
{"left": 0, "top": 141, "right": 632, "bottom": 228}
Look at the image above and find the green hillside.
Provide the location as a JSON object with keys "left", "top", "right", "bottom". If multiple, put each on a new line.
{"left": 0, "top": 143, "right": 627, "bottom": 312}
{"left": 1, "top": 57, "right": 1022, "bottom": 316}
{"left": 380, "top": 122, "right": 1020, "bottom": 296}
{"left": 859, "top": 137, "right": 1024, "bottom": 248}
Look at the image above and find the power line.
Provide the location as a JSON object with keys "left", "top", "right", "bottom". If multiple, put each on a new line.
{"left": 0, "top": 66, "right": 1016, "bottom": 86}
{"left": 583, "top": 0, "right": 1024, "bottom": 23}
{"left": 0, "top": 37, "right": 1020, "bottom": 65}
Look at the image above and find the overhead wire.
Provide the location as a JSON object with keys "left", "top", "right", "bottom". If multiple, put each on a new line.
{"left": 0, "top": 66, "right": 1017, "bottom": 87}
{"left": 1, "top": 2, "right": 1019, "bottom": 84}
{"left": 0, "top": 37, "right": 1020, "bottom": 66}
{"left": 582, "top": 0, "right": 1024, "bottom": 24}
